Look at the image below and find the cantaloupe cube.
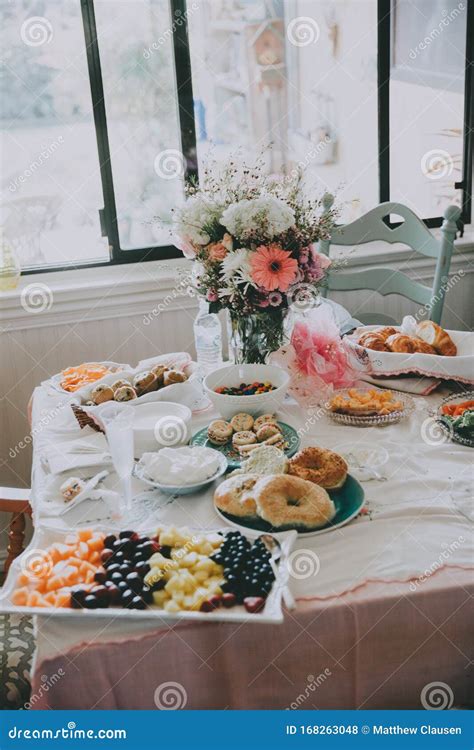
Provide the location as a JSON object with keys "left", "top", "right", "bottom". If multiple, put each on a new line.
{"left": 11, "top": 587, "right": 29, "bottom": 606}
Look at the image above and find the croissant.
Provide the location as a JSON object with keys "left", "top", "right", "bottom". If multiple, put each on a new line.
{"left": 358, "top": 333, "right": 390, "bottom": 352}
{"left": 385, "top": 334, "right": 418, "bottom": 353}
{"left": 374, "top": 326, "right": 397, "bottom": 342}
{"left": 412, "top": 338, "right": 436, "bottom": 355}
{"left": 416, "top": 321, "right": 457, "bottom": 356}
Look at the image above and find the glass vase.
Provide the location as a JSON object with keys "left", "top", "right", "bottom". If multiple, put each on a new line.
{"left": 227, "top": 308, "right": 290, "bottom": 364}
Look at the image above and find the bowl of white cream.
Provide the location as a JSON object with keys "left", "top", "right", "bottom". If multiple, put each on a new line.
{"left": 134, "top": 446, "right": 228, "bottom": 495}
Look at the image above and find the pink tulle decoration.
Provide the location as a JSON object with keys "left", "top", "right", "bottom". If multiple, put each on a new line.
{"left": 270, "top": 306, "right": 358, "bottom": 407}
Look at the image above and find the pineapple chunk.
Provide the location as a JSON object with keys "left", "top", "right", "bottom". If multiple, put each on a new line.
{"left": 164, "top": 599, "right": 181, "bottom": 613}
{"left": 152, "top": 590, "right": 170, "bottom": 607}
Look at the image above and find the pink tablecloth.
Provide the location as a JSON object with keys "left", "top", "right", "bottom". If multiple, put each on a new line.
{"left": 30, "top": 567, "right": 473, "bottom": 710}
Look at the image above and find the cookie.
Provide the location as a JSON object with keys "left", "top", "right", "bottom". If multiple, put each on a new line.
{"left": 230, "top": 413, "right": 254, "bottom": 432}
{"left": 253, "top": 414, "right": 278, "bottom": 431}
{"left": 232, "top": 431, "right": 257, "bottom": 448}
{"left": 256, "top": 423, "right": 282, "bottom": 442}
{"left": 207, "top": 420, "right": 233, "bottom": 445}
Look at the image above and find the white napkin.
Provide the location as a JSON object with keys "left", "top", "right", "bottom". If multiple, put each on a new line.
{"left": 361, "top": 374, "right": 441, "bottom": 395}
{"left": 41, "top": 431, "right": 111, "bottom": 474}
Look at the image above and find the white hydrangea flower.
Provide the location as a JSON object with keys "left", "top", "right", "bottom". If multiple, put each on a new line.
{"left": 220, "top": 196, "right": 295, "bottom": 240}
{"left": 174, "top": 195, "right": 222, "bottom": 246}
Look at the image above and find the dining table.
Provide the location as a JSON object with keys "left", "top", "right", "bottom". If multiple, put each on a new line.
{"left": 13, "top": 370, "right": 474, "bottom": 710}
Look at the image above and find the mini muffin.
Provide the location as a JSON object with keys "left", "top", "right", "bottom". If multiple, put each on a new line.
{"left": 60, "top": 477, "right": 85, "bottom": 503}
{"left": 207, "top": 419, "right": 233, "bottom": 445}
{"left": 232, "top": 431, "right": 258, "bottom": 448}
{"left": 230, "top": 412, "right": 254, "bottom": 432}
{"left": 254, "top": 413, "right": 278, "bottom": 431}
{"left": 114, "top": 385, "right": 137, "bottom": 402}
{"left": 151, "top": 364, "right": 169, "bottom": 388}
{"left": 256, "top": 423, "right": 282, "bottom": 442}
{"left": 90, "top": 384, "right": 114, "bottom": 405}
{"left": 111, "top": 379, "right": 130, "bottom": 393}
{"left": 133, "top": 370, "right": 157, "bottom": 394}
{"left": 163, "top": 369, "right": 187, "bottom": 386}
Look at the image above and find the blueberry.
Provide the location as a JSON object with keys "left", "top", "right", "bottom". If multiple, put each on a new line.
{"left": 104, "top": 534, "right": 116, "bottom": 549}
{"left": 126, "top": 572, "right": 143, "bottom": 592}
{"left": 83, "top": 594, "right": 100, "bottom": 609}
{"left": 105, "top": 562, "right": 121, "bottom": 574}
{"left": 119, "top": 530, "right": 135, "bottom": 539}
{"left": 110, "top": 571, "right": 123, "bottom": 585}
{"left": 94, "top": 569, "right": 107, "bottom": 584}
{"left": 160, "top": 545, "right": 172, "bottom": 559}
{"left": 128, "top": 596, "right": 146, "bottom": 610}
{"left": 134, "top": 562, "right": 150, "bottom": 577}
{"left": 120, "top": 588, "right": 135, "bottom": 606}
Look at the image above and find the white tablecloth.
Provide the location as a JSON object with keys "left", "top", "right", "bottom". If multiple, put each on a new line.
{"left": 26, "top": 380, "right": 474, "bottom": 667}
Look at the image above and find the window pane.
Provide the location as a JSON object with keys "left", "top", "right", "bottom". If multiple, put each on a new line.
{"left": 94, "top": 0, "right": 184, "bottom": 250}
{"left": 187, "top": 0, "right": 379, "bottom": 222}
{"left": 0, "top": 0, "right": 108, "bottom": 269}
{"left": 390, "top": 0, "right": 466, "bottom": 219}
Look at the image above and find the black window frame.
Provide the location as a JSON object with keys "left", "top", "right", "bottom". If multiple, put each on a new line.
{"left": 21, "top": 0, "right": 473, "bottom": 275}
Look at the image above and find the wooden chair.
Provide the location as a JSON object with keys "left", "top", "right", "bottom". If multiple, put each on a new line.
{"left": 0, "top": 488, "right": 32, "bottom": 576}
{"left": 319, "top": 196, "right": 461, "bottom": 325}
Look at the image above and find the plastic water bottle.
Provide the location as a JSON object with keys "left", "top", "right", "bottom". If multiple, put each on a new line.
{"left": 193, "top": 300, "right": 223, "bottom": 373}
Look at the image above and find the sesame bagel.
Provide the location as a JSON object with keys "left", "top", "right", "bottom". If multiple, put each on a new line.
{"left": 255, "top": 474, "right": 335, "bottom": 530}
{"left": 288, "top": 447, "right": 347, "bottom": 489}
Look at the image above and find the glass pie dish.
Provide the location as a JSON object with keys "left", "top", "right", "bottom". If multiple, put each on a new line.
{"left": 321, "top": 387, "right": 415, "bottom": 427}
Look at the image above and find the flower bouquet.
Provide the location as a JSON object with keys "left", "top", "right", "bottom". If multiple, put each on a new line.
{"left": 171, "top": 156, "right": 337, "bottom": 364}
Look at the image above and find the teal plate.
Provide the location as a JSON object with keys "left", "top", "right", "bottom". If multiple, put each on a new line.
{"left": 214, "top": 474, "right": 365, "bottom": 537}
{"left": 190, "top": 421, "right": 300, "bottom": 469}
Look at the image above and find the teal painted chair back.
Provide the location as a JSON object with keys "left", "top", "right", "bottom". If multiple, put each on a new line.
{"left": 319, "top": 197, "right": 461, "bottom": 325}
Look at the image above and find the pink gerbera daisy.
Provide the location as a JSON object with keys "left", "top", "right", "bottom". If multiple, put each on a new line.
{"left": 250, "top": 244, "right": 298, "bottom": 292}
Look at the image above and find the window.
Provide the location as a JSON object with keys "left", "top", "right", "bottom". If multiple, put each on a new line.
{"left": 0, "top": 0, "right": 472, "bottom": 273}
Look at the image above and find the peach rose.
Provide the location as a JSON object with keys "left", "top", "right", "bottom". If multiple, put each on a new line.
{"left": 207, "top": 242, "right": 228, "bottom": 262}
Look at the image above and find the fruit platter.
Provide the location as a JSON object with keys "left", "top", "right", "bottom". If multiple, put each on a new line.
{"left": 0, "top": 524, "right": 296, "bottom": 624}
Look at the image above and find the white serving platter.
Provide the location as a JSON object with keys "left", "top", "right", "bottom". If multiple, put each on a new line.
{"left": 0, "top": 524, "right": 297, "bottom": 625}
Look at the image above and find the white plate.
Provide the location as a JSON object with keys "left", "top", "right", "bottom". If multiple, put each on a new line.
{"left": 0, "top": 524, "right": 297, "bottom": 624}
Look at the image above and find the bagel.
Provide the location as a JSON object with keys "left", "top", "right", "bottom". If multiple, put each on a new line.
{"left": 288, "top": 447, "right": 347, "bottom": 489}
{"left": 255, "top": 474, "right": 335, "bottom": 530}
{"left": 214, "top": 474, "right": 259, "bottom": 518}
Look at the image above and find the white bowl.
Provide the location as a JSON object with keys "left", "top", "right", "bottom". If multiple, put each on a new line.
{"left": 134, "top": 451, "right": 228, "bottom": 495}
{"left": 132, "top": 401, "right": 192, "bottom": 457}
{"left": 203, "top": 363, "right": 290, "bottom": 420}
